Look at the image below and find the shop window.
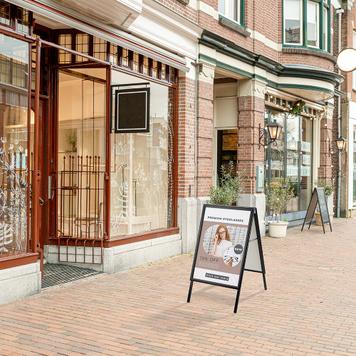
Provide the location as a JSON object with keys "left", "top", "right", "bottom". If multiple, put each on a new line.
{"left": 58, "top": 34, "right": 72, "bottom": 64}
{"left": 132, "top": 52, "right": 139, "bottom": 72}
{"left": 121, "top": 48, "right": 129, "bottom": 67}
{"left": 16, "top": 7, "right": 30, "bottom": 34}
{"left": 110, "top": 71, "right": 174, "bottom": 236}
{"left": 283, "top": 0, "right": 330, "bottom": 51}
{"left": 0, "top": 0, "right": 10, "bottom": 26}
{"left": 109, "top": 44, "right": 118, "bottom": 65}
{"left": 353, "top": 126, "right": 356, "bottom": 207}
{"left": 0, "top": 34, "right": 30, "bottom": 257}
{"left": 218, "top": 0, "right": 243, "bottom": 25}
{"left": 161, "top": 63, "right": 167, "bottom": 81}
{"left": 265, "top": 109, "right": 313, "bottom": 217}
{"left": 75, "top": 34, "right": 89, "bottom": 62}
{"left": 93, "top": 37, "right": 107, "bottom": 61}
{"left": 353, "top": 31, "right": 356, "bottom": 90}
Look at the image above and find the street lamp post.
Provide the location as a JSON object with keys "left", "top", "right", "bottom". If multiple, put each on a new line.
{"left": 335, "top": 137, "right": 346, "bottom": 218}
{"left": 335, "top": 50, "right": 354, "bottom": 218}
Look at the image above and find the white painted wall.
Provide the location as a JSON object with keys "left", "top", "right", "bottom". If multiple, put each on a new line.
{"left": 0, "top": 262, "right": 41, "bottom": 305}
{"left": 348, "top": 102, "right": 356, "bottom": 210}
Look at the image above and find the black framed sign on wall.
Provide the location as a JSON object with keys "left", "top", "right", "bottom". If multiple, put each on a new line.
{"left": 111, "top": 83, "right": 150, "bottom": 133}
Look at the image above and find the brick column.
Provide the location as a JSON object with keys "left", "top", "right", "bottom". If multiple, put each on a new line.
{"left": 197, "top": 62, "right": 215, "bottom": 197}
{"left": 178, "top": 72, "right": 196, "bottom": 198}
{"left": 319, "top": 102, "right": 334, "bottom": 183}
{"left": 237, "top": 80, "right": 266, "bottom": 194}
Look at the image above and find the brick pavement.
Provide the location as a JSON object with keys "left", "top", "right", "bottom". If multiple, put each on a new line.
{"left": 1, "top": 217, "right": 356, "bottom": 355}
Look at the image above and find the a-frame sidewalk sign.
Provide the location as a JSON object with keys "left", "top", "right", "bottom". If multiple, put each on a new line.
{"left": 301, "top": 187, "right": 332, "bottom": 234}
{"left": 187, "top": 204, "right": 267, "bottom": 314}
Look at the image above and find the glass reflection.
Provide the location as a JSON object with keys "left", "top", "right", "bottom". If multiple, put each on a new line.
{"left": 0, "top": 35, "right": 29, "bottom": 256}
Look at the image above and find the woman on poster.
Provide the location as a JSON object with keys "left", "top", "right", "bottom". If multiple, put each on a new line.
{"left": 211, "top": 224, "right": 232, "bottom": 257}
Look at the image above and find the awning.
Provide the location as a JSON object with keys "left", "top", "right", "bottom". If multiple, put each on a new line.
{"left": 7, "top": 0, "right": 189, "bottom": 72}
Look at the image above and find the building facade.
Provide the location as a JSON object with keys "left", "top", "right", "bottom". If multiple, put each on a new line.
{"left": 0, "top": 0, "right": 344, "bottom": 304}
{"left": 338, "top": 0, "right": 356, "bottom": 217}
{"left": 0, "top": 0, "right": 201, "bottom": 303}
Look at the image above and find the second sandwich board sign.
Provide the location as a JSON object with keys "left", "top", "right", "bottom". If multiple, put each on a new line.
{"left": 187, "top": 204, "right": 267, "bottom": 314}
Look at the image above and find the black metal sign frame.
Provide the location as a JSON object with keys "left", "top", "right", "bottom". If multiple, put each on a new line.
{"left": 187, "top": 204, "right": 267, "bottom": 314}
{"left": 301, "top": 187, "right": 332, "bottom": 233}
{"left": 111, "top": 82, "right": 150, "bottom": 133}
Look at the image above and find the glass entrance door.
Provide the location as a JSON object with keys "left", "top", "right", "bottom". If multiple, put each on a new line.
{"left": 52, "top": 67, "right": 106, "bottom": 259}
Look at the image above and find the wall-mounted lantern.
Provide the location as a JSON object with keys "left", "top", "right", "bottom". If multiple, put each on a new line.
{"left": 335, "top": 136, "right": 346, "bottom": 152}
{"left": 258, "top": 120, "right": 282, "bottom": 150}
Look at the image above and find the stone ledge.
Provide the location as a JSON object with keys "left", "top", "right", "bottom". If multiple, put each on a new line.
{"left": 218, "top": 15, "right": 250, "bottom": 37}
{"left": 176, "top": 0, "right": 189, "bottom": 5}
{"left": 282, "top": 47, "right": 336, "bottom": 63}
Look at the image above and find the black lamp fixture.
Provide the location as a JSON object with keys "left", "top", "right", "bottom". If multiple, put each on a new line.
{"left": 259, "top": 120, "right": 282, "bottom": 149}
{"left": 335, "top": 136, "right": 346, "bottom": 151}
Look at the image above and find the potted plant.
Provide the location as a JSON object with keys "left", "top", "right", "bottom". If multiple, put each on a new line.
{"left": 209, "top": 161, "right": 242, "bottom": 206}
{"left": 266, "top": 179, "right": 294, "bottom": 238}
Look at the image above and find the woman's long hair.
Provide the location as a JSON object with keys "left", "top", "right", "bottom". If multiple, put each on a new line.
{"left": 214, "top": 224, "right": 231, "bottom": 244}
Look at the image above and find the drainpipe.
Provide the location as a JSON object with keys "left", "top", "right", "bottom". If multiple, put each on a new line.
{"left": 194, "top": 61, "right": 199, "bottom": 199}
{"left": 336, "top": 7, "right": 344, "bottom": 218}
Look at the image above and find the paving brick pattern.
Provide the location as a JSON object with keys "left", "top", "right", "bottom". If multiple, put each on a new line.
{"left": 1, "top": 218, "right": 356, "bottom": 355}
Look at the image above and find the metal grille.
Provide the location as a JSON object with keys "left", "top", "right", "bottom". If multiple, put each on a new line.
{"left": 0, "top": 144, "right": 28, "bottom": 257}
{"left": 57, "top": 155, "right": 105, "bottom": 264}
{"left": 42, "top": 263, "right": 102, "bottom": 289}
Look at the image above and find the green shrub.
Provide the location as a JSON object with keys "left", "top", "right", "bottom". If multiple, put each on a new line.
{"left": 266, "top": 179, "right": 294, "bottom": 220}
{"left": 317, "top": 180, "right": 333, "bottom": 197}
{"left": 209, "top": 162, "right": 243, "bottom": 206}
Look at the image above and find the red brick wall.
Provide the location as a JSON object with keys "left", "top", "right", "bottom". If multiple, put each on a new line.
{"left": 237, "top": 95, "right": 265, "bottom": 194}
{"left": 178, "top": 75, "right": 196, "bottom": 198}
{"left": 197, "top": 75, "right": 214, "bottom": 196}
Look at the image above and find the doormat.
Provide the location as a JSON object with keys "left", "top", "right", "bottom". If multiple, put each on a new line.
{"left": 42, "top": 264, "right": 102, "bottom": 289}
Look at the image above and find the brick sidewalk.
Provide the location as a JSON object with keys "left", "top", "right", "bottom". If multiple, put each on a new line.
{"left": 1, "top": 218, "right": 356, "bottom": 355}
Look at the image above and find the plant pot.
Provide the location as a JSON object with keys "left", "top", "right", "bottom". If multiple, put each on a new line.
{"left": 315, "top": 211, "right": 322, "bottom": 226}
{"left": 268, "top": 221, "right": 288, "bottom": 238}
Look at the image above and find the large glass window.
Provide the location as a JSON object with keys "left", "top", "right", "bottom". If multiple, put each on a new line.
{"left": 284, "top": 0, "right": 303, "bottom": 45}
{"left": 283, "top": 0, "right": 330, "bottom": 51}
{"left": 265, "top": 109, "right": 313, "bottom": 217}
{"left": 110, "top": 71, "right": 174, "bottom": 236}
{"left": 219, "top": 0, "right": 242, "bottom": 24}
{"left": 0, "top": 34, "right": 30, "bottom": 257}
{"left": 353, "top": 31, "right": 356, "bottom": 90}
{"left": 353, "top": 126, "right": 356, "bottom": 207}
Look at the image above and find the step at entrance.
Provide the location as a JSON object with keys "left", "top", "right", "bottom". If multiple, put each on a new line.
{"left": 42, "top": 264, "right": 102, "bottom": 289}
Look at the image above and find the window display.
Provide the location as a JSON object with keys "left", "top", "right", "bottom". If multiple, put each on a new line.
{"left": 265, "top": 109, "right": 313, "bottom": 217}
{"left": 110, "top": 71, "right": 173, "bottom": 236}
{"left": 0, "top": 35, "right": 29, "bottom": 256}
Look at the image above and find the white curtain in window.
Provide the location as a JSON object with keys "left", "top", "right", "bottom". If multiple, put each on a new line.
{"left": 323, "top": 7, "right": 328, "bottom": 50}
{"left": 219, "top": 0, "right": 239, "bottom": 22}
{"left": 285, "top": 0, "right": 301, "bottom": 21}
{"left": 307, "top": 1, "right": 319, "bottom": 47}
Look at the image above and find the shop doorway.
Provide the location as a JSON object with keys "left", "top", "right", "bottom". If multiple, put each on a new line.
{"left": 45, "top": 66, "right": 108, "bottom": 264}
{"left": 216, "top": 129, "right": 237, "bottom": 182}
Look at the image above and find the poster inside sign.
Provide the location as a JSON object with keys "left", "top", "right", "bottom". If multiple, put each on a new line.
{"left": 192, "top": 206, "right": 252, "bottom": 288}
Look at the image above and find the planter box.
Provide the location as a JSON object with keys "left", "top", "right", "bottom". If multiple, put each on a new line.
{"left": 268, "top": 221, "right": 288, "bottom": 238}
